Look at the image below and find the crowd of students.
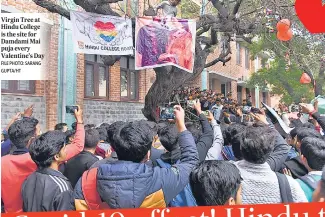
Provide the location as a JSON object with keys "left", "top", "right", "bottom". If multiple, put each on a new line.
{"left": 1, "top": 92, "right": 325, "bottom": 212}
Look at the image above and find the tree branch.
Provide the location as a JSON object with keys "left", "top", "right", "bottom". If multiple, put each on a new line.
{"left": 232, "top": 0, "right": 243, "bottom": 15}
{"left": 205, "top": 56, "right": 231, "bottom": 67}
{"left": 209, "top": 0, "right": 229, "bottom": 18}
{"left": 73, "top": 0, "right": 120, "bottom": 16}
{"left": 32, "top": 0, "right": 70, "bottom": 20}
{"left": 197, "top": 25, "right": 212, "bottom": 36}
{"left": 240, "top": 6, "right": 263, "bottom": 17}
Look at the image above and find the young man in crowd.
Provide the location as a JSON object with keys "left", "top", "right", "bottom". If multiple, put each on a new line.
{"left": 296, "top": 137, "right": 325, "bottom": 201}
{"left": 205, "top": 111, "right": 224, "bottom": 160}
{"left": 234, "top": 126, "right": 307, "bottom": 203}
{"left": 1, "top": 106, "right": 84, "bottom": 213}
{"left": 211, "top": 98, "right": 223, "bottom": 122}
{"left": 186, "top": 100, "right": 213, "bottom": 162}
{"left": 283, "top": 127, "right": 323, "bottom": 179}
{"left": 312, "top": 166, "right": 325, "bottom": 202}
{"left": 190, "top": 161, "right": 242, "bottom": 205}
{"left": 55, "top": 123, "right": 69, "bottom": 132}
{"left": 154, "top": 123, "right": 197, "bottom": 206}
{"left": 74, "top": 105, "right": 199, "bottom": 210}
{"left": 64, "top": 129, "right": 100, "bottom": 188}
{"left": 90, "top": 121, "right": 126, "bottom": 168}
{"left": 22, "top": 131, "right": 74, "bottom": 211}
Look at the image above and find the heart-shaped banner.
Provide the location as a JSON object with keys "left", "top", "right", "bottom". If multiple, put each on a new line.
{"left": 94, "top": 21, "right": 118, "bottom": 43}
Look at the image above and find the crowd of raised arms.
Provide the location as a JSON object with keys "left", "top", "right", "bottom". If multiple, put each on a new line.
{"left": 1, "top": 87, "right": 325, "bottom": 213}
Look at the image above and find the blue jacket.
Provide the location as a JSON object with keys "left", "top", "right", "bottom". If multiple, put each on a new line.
{"left": 1, "top": 130, "right": 11, "bottom": 157}
{"left": 74, "top": 130, "right": 199, "bottom": 209}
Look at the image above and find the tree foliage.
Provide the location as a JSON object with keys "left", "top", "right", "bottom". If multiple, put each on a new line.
{"left": 247, "top": 57, "right": 314, "bottom": 104}
{"left": 246, "top": 4, "right": 325, "bottom": 100}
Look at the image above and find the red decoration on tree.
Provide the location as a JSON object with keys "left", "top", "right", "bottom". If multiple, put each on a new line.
{"left": 300, "top": 72, "right": 312, "bottom": 84}
{"left": 276, "top": 19, "right": 291, "bottom": 32}
{"left": 277, "top": 29, "right": 293, "bottom": 41}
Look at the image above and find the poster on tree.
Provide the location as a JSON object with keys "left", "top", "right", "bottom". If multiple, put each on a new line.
{"left": 135, "top": 17, "right": 196, "bottom": 73}
{"left": 70, "top": 11, "right": 133, "bottom": 55}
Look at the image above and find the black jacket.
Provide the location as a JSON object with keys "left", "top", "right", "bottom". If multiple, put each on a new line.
{"left": 196, "top": 113, "right": 214, "bottom": 162}
{"left": 312, "top": 112, "right": 325, "bottom": 132}
{"left": 22, "top": 168, "right": 74, "bottom": 212}
{"left": 64, "top": 150, "right": 99, "bottom": 188}
{"left": 267, "top": 130, "right": 291, "bottom": 172}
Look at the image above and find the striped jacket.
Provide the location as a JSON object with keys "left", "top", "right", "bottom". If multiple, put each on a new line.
{"left": 21, "top": 168, "right": 75, "bottom": 212}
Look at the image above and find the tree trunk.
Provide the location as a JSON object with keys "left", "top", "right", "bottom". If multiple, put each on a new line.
{"left": 142, "top": 67, "right": 190, "bottom": 121}
{"left": 315, "top": 60, "right": 325, "bottom": 97}
{"left": 142, "top": 42, "right": 209, "bottom": 122}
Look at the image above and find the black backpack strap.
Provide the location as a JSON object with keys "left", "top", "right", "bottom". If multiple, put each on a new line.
{"left": 276, "top": 172, "right": 294, "bottom": 203}
{"left": 299, "top": 175, "right": 318, "bottom": 190}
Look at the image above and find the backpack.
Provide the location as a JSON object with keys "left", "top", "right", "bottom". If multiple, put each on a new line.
{"left": 275, "top": 172, "right": 293, "bottom": 203}
{"left": 299, "top": 175, "right": 318, "bottom": 190}
{"left": 156, "top": 159, "right": 197, "bottom": 207}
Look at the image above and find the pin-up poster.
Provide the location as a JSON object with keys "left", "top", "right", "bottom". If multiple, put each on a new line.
{"left": 70, "top": 11, "right": 133, "bottom": 55}
{"left": 135, "top": 17, "right": 196, "bottom": 73}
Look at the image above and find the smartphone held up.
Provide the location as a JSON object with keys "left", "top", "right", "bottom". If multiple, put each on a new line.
{"left": 66, "top": 106, "right": 78, "bottom": 114}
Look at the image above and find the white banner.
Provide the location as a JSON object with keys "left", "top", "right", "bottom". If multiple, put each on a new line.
{"left": 70, "top": 11, "right": 133, "bottom": 55}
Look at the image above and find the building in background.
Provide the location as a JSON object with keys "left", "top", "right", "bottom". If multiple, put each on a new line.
{"left": 206, "top": 40, "right": 273, "bottom": 108}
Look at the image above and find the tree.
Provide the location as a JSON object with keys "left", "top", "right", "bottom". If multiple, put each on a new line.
{"left": 246, "top": 3, "right": 325, "bottom": 101}
{"left": 32, "top": 0, "right": 266, "bottom": 122}
{"left": 247, "top": 56, "right": 314, "bottom": 104}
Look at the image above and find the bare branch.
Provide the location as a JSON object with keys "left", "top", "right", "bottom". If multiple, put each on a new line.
{"left": 237, "top": 35, "right": 253, "bottom": 44}
{"left": 240, "top": 6, "right": 263, "bottom": 17}
{"left": 232, "top": 0, "right": 243, "bottom": 15}
{"left": 197, "top": 14, "right": 219, "bottom": 29}
{"left": 197, "top": 25, "right": 212, "bottom": 36}
{"left": 210, "top": 0, "right": 229, "bottom": 18}
{"left": 73, "top": 0, "right": 120, "bottom": 16}
{"left": 205, "top": 56, "right": 231, "bottom": 67}
{"left": 32, "top": 0, "right": 70, "bottom": 20}
{"left": 205, "top": 40, "right": 232, "bottom": 68}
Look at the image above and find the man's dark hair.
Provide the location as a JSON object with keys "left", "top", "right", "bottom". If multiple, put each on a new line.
{"left": 29, "top": 131, "right": 66, "bottom": 169}
{"left": 290, "top": 119, "right": 303, "bottom": 128}
{"left": 232, "top": 134, "right": 243, "bottom": 160}
{"left": 65, "top": 130, "right": 75, "bottom": 144}
{"left": 158, "top": 124, "right": 178, "bottom": 152}
{"left": 302, "top": 122, "right": 315, "bottom": 129}
{"left": 300, "top": 137, "right": 325, "bottom": 171}
{"left": 71, "top": 122, "right": 77, "bottom": 130}
{"left": 190, "top": 161, "right": 241, "bottom": 206}
{"left": 297, "top": 128, "right": 322, "bottom": 142}
{"left": 186, "top": 122, "right": 202, "bottom": 143}
{"left": 55, "top": 123, "right": 68, "bottom": 131}
{"left": 107, "top": 121, "right": 126, "bottom": 146}
{"left": 157, "top": 122, "right": 169, "bottom": 132}
{"left": 224, "top": 124, "right": 245, "bottom": 146}
{"left": 240, "top": 126, "right": 276, "bottom": 164}
{"left": 100, "top": 123, "right": 110, "bottom": 131}
{"left": 290, "top": 127, "right": 301, "bottom": 139}
{"left": 96, "top": 127, "right": 108, "bottom": 142}
{"left": 138, "top": 120, "right": 158, "bottom": 139}
{"left": 85, "top": 129, "right": 100, "bottom": 149}
{"left": 8, "top": 117, "right": 39, "bottom": 149}
{"left": 113, "top": 121, "right": 152, "bottom": 163}
{"left": 84, "top": 124, "right": 96, "bottom": 130}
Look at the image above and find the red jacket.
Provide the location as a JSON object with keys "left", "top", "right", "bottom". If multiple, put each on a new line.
{"left": 1, "top": 124, "right": 85, "bottom": 213}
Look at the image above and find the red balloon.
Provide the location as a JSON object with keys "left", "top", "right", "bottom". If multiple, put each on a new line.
{"left": 300, "top": 72, "right": 311, "bottom": 84}
{"left": 276, "top": 19, "right": 291, "bottom": 32}
{"left": 277, "top": 29, "right": 293, "bottom": 41}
